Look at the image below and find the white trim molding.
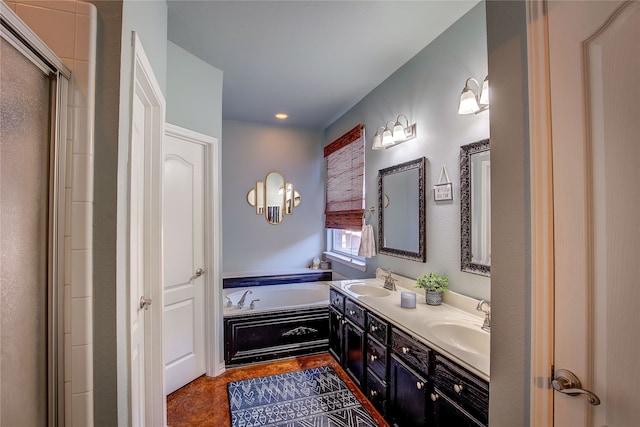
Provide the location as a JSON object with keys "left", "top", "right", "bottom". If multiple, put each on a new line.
{"left": 527, "top": 1, "right": 555, "bottom": 425}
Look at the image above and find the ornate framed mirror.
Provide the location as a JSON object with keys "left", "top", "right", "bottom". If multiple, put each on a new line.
{"left": 460, "top": 139, "right": 490, "bottom": 276}
{"left": 247, "top": 171, "right": 301, "bottom": 224}
{"left": 378, "top": 157, "right": 426, "bottom": 262}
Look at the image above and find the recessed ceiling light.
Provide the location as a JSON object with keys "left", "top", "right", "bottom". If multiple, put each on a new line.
{"left": 274, "top": 113, "right": 289, "bottom": 120}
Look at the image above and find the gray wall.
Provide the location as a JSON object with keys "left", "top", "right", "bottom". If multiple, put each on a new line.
{"left": 87, "top": 1, "right": 123, "bottom": 425}
{"left": 486, "top": 1, "right": 531, "bottom": 425}
{"left": 166, "top": 41, "right": 223, "bottom": 139}
{"left": 221, "top": 120, "right": 324, "bottom": 273}
{"left": 88, "top": 0, "right": 169, "bottom": 424}
{"left": 324, "top": 3, "right": 490, "bottom": 300}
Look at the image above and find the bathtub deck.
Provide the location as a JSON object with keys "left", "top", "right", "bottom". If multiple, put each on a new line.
{"left": 166, "top": 353, "right": 389, "bottom": 426}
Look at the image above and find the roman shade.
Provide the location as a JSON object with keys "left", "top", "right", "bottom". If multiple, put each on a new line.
{"left": 324, "top": 124, "right": 365, "bottom": 230}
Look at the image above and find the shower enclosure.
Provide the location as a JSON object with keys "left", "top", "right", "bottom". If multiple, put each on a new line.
{"left": 1, "top": 6, "right": 70, "bottom": 425}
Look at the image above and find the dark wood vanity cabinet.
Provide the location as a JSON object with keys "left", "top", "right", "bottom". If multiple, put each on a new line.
{"left": 344, "top": 318, "right": 365, "bottom": 387}
{"left": 390, "top": 355, "right": 431, "bottom": 426}
{"left": 329, "top": 289, "right": 367, "bottom": 387}
{"left": 365, "top": 312, "right": 389, "bottom": 417}
{"left": 389, "top": 328, "right": 433, "bottom": 426}
{"left": 432, "top": 354, "right": 489, "bottom": 426}
{"left": 431, "top": 387, "right": 485, "bottom": 427}
{"left": 328, "top": 289, "right": 345, "bottom": 362}
{"left": 328, "top": 306, "right": 343, "bottom": 363}
{"left": 328, "top": 287, "right": 488, "bottom": 427}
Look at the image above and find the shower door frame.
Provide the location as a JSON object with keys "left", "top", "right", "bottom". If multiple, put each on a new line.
{"left": 1, "top": 4, "right": 71, "bottom": 425}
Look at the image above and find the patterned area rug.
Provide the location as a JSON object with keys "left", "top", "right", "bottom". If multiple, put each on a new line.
{"left": 227, "top": 365, "right": 377, "bottom": 426}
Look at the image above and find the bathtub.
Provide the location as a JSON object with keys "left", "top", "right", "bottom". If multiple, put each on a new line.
{"left": 222, "top": 281, "right": 331, "bottom": 366}
{"left": 223, "top": 281, "right": 330, "bottom": 316}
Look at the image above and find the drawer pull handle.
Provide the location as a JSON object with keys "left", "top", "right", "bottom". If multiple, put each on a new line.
{"left": 370, "top": 389, "right": 378, "bottom": 397}
{"left": 370, "top": 354, "right": 378, "bottom": 362}
{"left": 370, "top": 325, "right": 378, "bottom": 332}
{"left": 349, "top": 310, "right": 355, "bottom": 315}
{"left": 336, "top": 314, "right": 342, "bottom": 320}
{"left": 341, "top": 319, "right": 347, "bottom": 325}
{"left": 431, "top": 393, "right": 439, "bottom": 402}
{"left": 454, "top": 384, "right": 464, "bottom": 394}
{"left": 402, "top": 346, "right": 409, "bottom": 354}
{"left": 416, "top": 381, "right": 425, "bottom": 390}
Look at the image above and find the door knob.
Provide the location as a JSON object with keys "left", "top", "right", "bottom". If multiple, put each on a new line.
{"left": 552, "top": 368, "right": 601, "bottom": 406}
{"left": 192, "top": 268, "right": 205, "bottom": 280}
{"left": 139, "top": 296, "right": 152, "bottom": 310}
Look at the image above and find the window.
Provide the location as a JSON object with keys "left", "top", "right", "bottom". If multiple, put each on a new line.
{"left": 331, "top": 229, "right": 362, "bottom": 257}
{"left": 324, "top": 124, "right": 366, "bottom": 270}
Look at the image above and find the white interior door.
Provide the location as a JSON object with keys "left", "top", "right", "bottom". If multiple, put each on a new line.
{"left": 163, "top": 124, "right": 207, "bottom": 394}
{"left": 549, "top": 1, "right": 640, "bottom": 425}
{"left": 128, "top": 32, "right": 166, "bottom": 427}
{"left": 130, "top": 91, "right": 148, "bottom": 427}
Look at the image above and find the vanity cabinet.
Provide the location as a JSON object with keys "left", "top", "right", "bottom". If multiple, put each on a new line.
{"left": 344, "top": 298, "right": 366, "bottom": 387}
{"left": 431, "top": 388, "right": 484, "bottom": 427}
{"left": 328, "top": 289, "right": 345, "bottom": 362}
{"left": 329, "top": 289, "right": 367, "bottom": 387}
{"left": 327, "top": 287, "right": 489, "bottom": 427}
{"left": 365, "top": 312, "right": 389, "bottom": 417}
{"left": 432, "top": 354, "right": 489, "bottom": 426}
{"left": 328, "top": 306, "right": 344, "bottom": 363}
{"left": 389, "top": 328, "right": 433, "bottom": 426}
{"left": 390, "top": 356, "right": 431, "bottom": 426}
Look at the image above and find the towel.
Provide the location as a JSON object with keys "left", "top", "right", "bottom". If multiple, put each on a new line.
{"left": 358, "top": 224, "right": 376, "bottom": 258}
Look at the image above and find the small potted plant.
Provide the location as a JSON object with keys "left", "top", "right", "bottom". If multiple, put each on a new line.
{"left": 415, "top": 272, "right": 449, "bottom": 305}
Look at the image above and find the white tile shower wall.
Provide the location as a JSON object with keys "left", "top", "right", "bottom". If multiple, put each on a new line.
{"left": 10, "top": 1, "right": 97, "bottom": 425}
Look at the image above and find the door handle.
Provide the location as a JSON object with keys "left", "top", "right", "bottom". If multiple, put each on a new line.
{"left": 192, "top": 268, "right": 205, "bottom": 280}
{"left": 139, "top": 296, "right": 152, "bottom": 310}
{"left": 551, "top": 368, "right": 601, "bottom": 406}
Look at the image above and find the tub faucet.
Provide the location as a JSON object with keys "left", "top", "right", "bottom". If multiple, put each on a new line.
{"left": 236, "top": 290, "right": 252, "bottom": 309}
{"left": 476, "top": 300, "right": 491, "bottom": 332}
{"left": 383, "top": 269, "right": 397, "bottom": 291}
{"left": 249, "top": 299, "right": 261, "bottom": 310}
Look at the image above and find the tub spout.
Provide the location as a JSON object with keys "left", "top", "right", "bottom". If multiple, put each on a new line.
{"left": 236, "top": 290, "right": 252, "bottom": 309}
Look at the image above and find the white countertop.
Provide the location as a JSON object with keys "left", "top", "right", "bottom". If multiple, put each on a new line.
{"left": 329, "top": 277, "right": 490, "bottom": 381}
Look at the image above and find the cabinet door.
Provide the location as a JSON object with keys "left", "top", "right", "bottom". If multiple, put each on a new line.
{"left": 432, "top": 388, "right": 484, "bottom": 427}
{"left": 389, "top": 356, "right": 430, "bottom": 426}
{"left": 329, "top": 307, "right": 343, "bottom": 363}
{"left": 344, "top": 320, "right": 365, "bottom": 387}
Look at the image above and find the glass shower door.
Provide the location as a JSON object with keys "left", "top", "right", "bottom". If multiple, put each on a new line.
{"left": 0, "top": 35, "right": 54, "bottom": 427}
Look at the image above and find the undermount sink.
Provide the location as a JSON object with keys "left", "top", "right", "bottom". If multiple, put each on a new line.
{"left": 428, "top": 319, "right": 490, "bottom": 355}
{"left": 345, "top": 283, "right": 390, "bottom": 297}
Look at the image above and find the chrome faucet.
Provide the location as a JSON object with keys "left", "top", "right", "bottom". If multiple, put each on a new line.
{"left": 383, "top": 269, "right": 397, "bottom": 291}
{"left": 249, "top": 299, "right": 261, "bottom": 310}
{"left": 476, "top": 300, "right": 491, "bottom": 332}
{"left": 236, "top": 290, "right": 252, "bottom": 309}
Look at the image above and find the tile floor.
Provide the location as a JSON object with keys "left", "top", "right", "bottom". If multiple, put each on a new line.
{"left": 167, "top": 353, "right": 388, "bottom": 426}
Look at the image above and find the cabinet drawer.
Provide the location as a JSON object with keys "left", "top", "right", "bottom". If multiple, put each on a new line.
{"left": 366, "top": 312, "right": 389, "bottom": 344}
{"left": 345, "top": 298, "right": 365, "bottom": 327}
{"left": 433, "top": 354, "right": 488, "bottom": 426}
{"left": 366, "top": 369, "right": 387, "bottom": 417}
{"left": 329, "top": 289, "right": 345, "bottom": 313}
{"left": 367, "top": 336, "right": 387, "bottom": 380}
{"left": 391, "top": 328, "right": 431, "bottom": 375}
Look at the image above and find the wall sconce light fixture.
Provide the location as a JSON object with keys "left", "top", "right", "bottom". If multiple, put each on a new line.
{"left": 458, "top": 76, "right": 489, "bottom": 115}
{"left": 372, "top": 115, "right": 417, "bottom": 150}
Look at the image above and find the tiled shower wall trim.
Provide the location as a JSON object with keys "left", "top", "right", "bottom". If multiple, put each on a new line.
{"left": 7, "top": 1, "right": 97, "bottom": 425}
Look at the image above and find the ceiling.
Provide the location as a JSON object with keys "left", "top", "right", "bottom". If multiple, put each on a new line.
{"left": 167, "top": 1, "right": 479, "bottom": 130}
